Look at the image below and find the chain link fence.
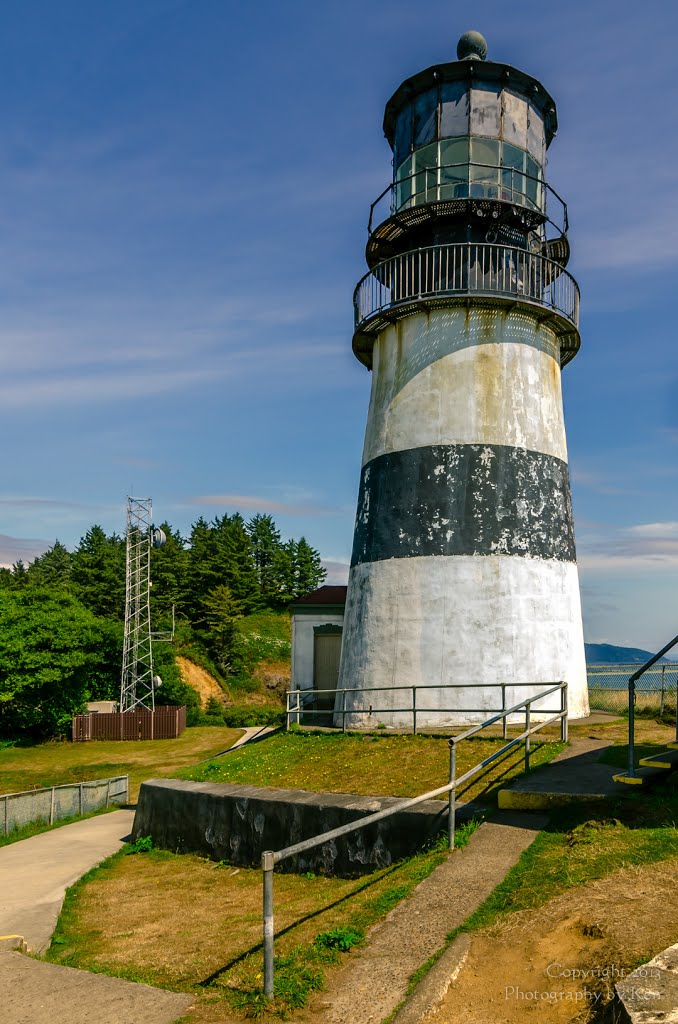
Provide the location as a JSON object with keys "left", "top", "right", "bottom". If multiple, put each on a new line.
{"left": 587, "top": 664, "right": 678, "bottom": 716}
{"left": 1, "top": 775, "right": 129, "bottom": 836}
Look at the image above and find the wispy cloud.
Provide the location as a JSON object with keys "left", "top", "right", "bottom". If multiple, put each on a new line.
{"left": 0, "top": 533, "right": 51, "bottom": 567}
{"left": 184, "top": 494, "right": 341, "bottom": 517}
{"left": 578, "top": 521, "right": 678, "bottom": 570}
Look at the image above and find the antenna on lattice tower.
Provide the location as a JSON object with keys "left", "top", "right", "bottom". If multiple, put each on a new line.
{"left": 119, "top": 496, "right": 167, "bottom": 713}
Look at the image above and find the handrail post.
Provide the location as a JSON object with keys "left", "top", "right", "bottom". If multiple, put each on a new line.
{"left": 412, "top": 686, "right": 417, "bottom": 736}
{"left": 341, "top": 689, "right": 346, "bottom": 733}
{"left": 524, "top": 702, "right": 531, "bottom": 772}
{"left": 50, "top": 786, "right": 56, "bottom": 825}
{"left": 501, "top": 683, "right": 507, "bottom": 740}
{"left": 448, "top": 741, "right": 456, "bottom": 850}
{"left": 661, "top": 666, "right": 666, "bottom": 717}
{"left": 628, "top": 678, "right": 636, "bottom": 777}
{"left": 262, "top": 851, "right": 275, "bottom": 998}
{"left": 285, "top": 691, "right": 290, "bottom": 732}
{"left": 561, "top": 681, "right": 568, "bottom": 743}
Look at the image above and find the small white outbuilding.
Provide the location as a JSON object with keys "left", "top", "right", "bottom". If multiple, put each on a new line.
{"left": 289, "top": 586, "right": 346, "bottom": 717}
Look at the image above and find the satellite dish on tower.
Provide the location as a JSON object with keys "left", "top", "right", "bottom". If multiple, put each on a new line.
{"left": 152, "top": 528, "right": 167, "bottom": 549}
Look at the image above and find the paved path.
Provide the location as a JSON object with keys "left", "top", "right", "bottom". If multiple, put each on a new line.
{"left": 1, "top": 952, "right": 192, "bottom": 1024}
{"left": 314, "top": 811, "right": 547, "bottom": 1024}
{"left": 497, "top": 737, "right": 622, "bottom": 809}
{"left": 0, "top": 808, "right": 136, "bottom": 953}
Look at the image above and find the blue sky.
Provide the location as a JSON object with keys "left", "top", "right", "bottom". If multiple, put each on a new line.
{"left": 0, "top": 0, "right": 676, "bottom": 651}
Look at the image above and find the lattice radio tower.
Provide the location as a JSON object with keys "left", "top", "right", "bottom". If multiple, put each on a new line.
{"left": 120, "top": 496, "right": 165, "bottom": 712}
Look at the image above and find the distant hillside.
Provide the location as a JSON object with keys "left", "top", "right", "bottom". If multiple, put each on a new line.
{"left": 585, "top": 643, "right": 677, "bottom": 665}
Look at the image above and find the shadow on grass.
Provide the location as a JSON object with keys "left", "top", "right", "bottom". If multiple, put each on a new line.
{"left": 198, "top": 861, "right": 402, "bottom": 987}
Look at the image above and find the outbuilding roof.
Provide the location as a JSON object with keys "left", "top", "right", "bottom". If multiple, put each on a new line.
{"left": 289, "top": 585, "right": 347, "bottom": 609}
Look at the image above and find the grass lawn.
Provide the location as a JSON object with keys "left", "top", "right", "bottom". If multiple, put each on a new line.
{"left": 178, "top": 728, "right": 565, "bottom": 806}
{"left": 0, "top": 726, "right": 243, "bottom": 801}
{"left": 46, "top": 823, "right": 478, "bottom": 1020}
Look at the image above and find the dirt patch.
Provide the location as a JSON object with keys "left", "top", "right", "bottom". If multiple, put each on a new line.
{"left": 437, "top": 856, "right": 678, "bottom": 1023}
{"left": 177, "top": 657, "right": 230, "bottom": 708}
{"left": 251, "top": 659, "right": 290, "bottom": 699}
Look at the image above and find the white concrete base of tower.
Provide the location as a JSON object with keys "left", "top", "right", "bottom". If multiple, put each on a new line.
{"left": 337, "top": 554, "right": 589, "bottom": 728}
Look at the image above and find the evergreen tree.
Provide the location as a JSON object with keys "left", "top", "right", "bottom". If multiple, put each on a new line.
{"left": 201, "top": 584, "right": 245, "bottom": 676}
{"left": 214, "top": 513, "right": 259, "bottom": 614}
{"left": 293, "top": 537, "right": 326, "bottom": 597}
{"left": 27, "top": 541, "right": 72, "bottom": 589}
{"left": 0, "top": 567, "right": 15, "bottom": 590}
{"left": 71, "top": 526, "right": 125, "bottom": 619}
{"left": 150, "top": 522, "right": 188, "bottom": 622}
{"left": 11, "top": 560, "right": 28, "bottom": 587}
{"left": 247, "top": 514, "right": 283, "bottom": 607}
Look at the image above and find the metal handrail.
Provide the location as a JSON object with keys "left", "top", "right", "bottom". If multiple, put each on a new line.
{"left": 627, "top": 635, "right": 678, "bottom": 777}
{"left": 368, "top": 162, "right": 569, "bottom": 239}
{"left": 286, "top": 680, "right": 564, "bottom": 736}
{"left": 262, "top": 682, "right": 567, "bottom": 997}
{"left": 353, "top": 242, "right": 580, "bottom": 336}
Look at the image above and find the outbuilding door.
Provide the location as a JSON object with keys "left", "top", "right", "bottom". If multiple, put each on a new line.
{"left": 313, "top": 628, "right": 342, "bottom": 712}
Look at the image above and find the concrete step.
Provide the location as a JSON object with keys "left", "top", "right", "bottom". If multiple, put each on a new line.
{"left": 639, "top": 748, "right": 678, "bottom": 770}
{"left": 612, "top": 764, "right": 670, "bottom": 786}
{"left": 614, "top": 746, "right": 678, "bottom": 785}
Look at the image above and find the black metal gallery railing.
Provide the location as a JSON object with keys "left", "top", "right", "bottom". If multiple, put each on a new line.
{"left": 354, "top": 242, "right": 579, "bottom": 335}
{"left": 368, "top": 162, "right": 569, "bottom": 239}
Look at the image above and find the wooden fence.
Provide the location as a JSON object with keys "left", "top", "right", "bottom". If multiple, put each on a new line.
{"left": 71, "top": 705, "right": 187, "bottom": 742}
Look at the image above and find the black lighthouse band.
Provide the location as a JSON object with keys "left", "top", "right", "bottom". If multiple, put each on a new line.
{"left": 351, "top": 443, "right": 577, "bottom": 566}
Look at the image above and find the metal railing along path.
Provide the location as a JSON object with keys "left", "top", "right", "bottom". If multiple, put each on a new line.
{"left": 354, "top": 242, "right": 579, "bottom": 336}
{"left": 263, "top": 682, "right": 567, "bottom": 997}
{"left": 1, "top": 775, "right": 130, "bottom": 835}
{"left": 286, "top": 680, "right": 563, "bottom": 736}
{"left": 627, "top": 637, "right": 678, "bottom": 778}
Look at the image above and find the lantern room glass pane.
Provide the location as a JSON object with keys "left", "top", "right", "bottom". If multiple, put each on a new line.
{"left": 440, "top": 138, "right": 469, "bottom": 199}
{"left": 503, "top": 91, "right": 528, "bottom": 148}
{"left": 394, "top": 104, "right": 412, "bottom": 168}
{"left": 525, "top": 155, "right": 540, "bottom": 208}
{"left": 413, "top": 143, "right": 438, "bottom": 203}
{"left": 471, "top": 138, "right": 499, "bottom": 167}
{"left": 413, "top": 88, "right": 438, "bottom": 147}
{"left": 527, "top": 103, "right": 545, "bottom": 164}
{"left": 440, "top": 81, "right": 469, "bottom": 138}
{"left": 395, "top": 156, "right": 413, "bottom": 209}
{"left": 471, "top": 82, "right": 501, "bottom": 137}
{"left": 501, "top": 143, "right": 526, "bottom": 204}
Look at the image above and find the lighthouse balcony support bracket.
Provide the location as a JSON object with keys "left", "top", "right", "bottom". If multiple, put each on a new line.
{"left": 353, "top": 242, "right": 580, "bottom": 369}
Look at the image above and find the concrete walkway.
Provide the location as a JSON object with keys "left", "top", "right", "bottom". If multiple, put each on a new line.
{"left": 315, "top": 811, "right": 547, "bottom": 1024}
{"left": 1, "top": 953, "right": 192, "bottom": 1024}
{"left": 497, "top": 737, "right": 623, "bottom": 810}
{"left": 0, "top": 808, "right": 136, "bottom": 952}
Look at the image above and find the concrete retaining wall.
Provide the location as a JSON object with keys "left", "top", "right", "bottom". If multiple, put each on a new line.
{"left": 133, "top": 778, "right": 449, "bottom": 877}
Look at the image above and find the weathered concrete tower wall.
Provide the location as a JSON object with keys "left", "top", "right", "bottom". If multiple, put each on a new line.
{"left": 340, "top": 307, "right": 588, "bottom": 723}
{"left": 337, "top": 31, "right": 589, "bottom": 725}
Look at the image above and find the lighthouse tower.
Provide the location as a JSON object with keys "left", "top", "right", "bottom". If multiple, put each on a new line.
{"left": 338, "top": 31, "right": 589, "bottom": 725}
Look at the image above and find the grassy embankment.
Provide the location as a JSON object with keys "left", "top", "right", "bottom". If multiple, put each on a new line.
{"left": 46, "top": 823, "right": 478, "bottom": 1021}
{"left": 181, "top": 612, "right": 291, "bottom": 727}
{"left": 43, "top": 724, "right": 563, "bottom": 1019}
{"left": 0, "top": 727, "right": 243, "bottom": 802}
{"left": 43, "top": 717, "right": 678, "bottom": 1021}
{"left": 178, "top": 727, "right": 564, "bottom": 805}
